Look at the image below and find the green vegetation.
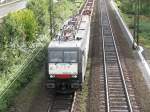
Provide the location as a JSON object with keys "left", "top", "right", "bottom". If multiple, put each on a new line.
{"left": 0, "top": 47, "right": 47, "bottom": 112}
{"left": 79, "top": 59, "right": 91, "bottom": 112}
{"left": 27, "top": 0, "right": 49, "bottom": 33}
{"left": 0, "top": 0, "right": 84, "bottom": 111}
{"left": 139, "top": 17, "right": 150, "bottom": 48}
{"left": 1, "top": 9, "right": 38, "bottom": 43}
{"left": 115, "top": 0, "right": 150, "bottom": 48}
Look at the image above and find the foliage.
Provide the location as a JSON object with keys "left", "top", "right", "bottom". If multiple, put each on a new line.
{"left": 0, "top": 47, "right": 47, "bottom": 112}
{"left": 0, "top": 49, "right": 14, "bottom": 75}
{"left": 0, "top": 9, "right": 38, "bottom": 45}
{"left": 139, "top": 18, "right": 150, "bottom": 47}
{"left": 27, "top": 0, "right": 49, "bottom": 33}
{"left": 115, "top": 0, "right": 121, "bottom": 7}
{"left": 117, "top": 0, "right": 150, "bottom": 15}
{"left": 0, "top": 9, "right": 38, "bottom": 76}
{"left": 116, "top": 0, "right": 134, "bottom": 14}
{"left": 140, "top": 0, "right": 150, "bottom": 15}
{"left": 117, "top": 1, "right": 150, "bottom": 48}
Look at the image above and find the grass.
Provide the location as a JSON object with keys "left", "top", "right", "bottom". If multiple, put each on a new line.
{"left": 79, "top": 59, "right": 91, "bottom": 112}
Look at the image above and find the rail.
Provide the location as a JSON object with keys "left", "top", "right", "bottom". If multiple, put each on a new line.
{"left": 47, "top": 92, "right": 75, "bottom": 112}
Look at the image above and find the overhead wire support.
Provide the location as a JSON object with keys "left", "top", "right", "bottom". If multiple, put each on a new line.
{"left": 136, "top": 0, "right": 140, "bottom": 47}
{"left": 133, "top": 0, "right": 137, "bottom": 49}
{"left": 133, "top": 0, "right": 140, "bottom": 49}
{"left": 50, "top": 0, "right": 54, "bottom": 39}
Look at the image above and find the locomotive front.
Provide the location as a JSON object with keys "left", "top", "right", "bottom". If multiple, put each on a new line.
{"left": 46, "top": 47, "right": 82, "bottom": 92}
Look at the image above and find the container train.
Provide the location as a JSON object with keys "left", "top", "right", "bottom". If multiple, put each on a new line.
{"left": 46, "top": 0, "right": 94, "bottom": 92}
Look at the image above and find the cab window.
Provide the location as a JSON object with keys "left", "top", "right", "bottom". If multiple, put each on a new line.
{"left": 64, "top": 51, "right": 77, "bottom": 62}
{"left": 49, "top": 51, "right": 63, "bottom": 62}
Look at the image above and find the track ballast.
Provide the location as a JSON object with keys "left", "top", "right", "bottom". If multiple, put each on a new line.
{"left": 47, "top": 92, "right": 75, "bottom": 112}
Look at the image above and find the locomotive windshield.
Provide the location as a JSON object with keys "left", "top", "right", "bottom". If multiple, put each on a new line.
{"left": 49, "top": 51, "right": 78, "bottom": 63}
{"left": 64, "top": 51, "right": 77, "bottom": 62}
{"left": 49, "top": 51, "right": 63, "bottom": 62}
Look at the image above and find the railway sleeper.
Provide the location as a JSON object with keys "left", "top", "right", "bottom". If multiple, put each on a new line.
{"left": 102, "top": 18, "right": 109, "bottom": 22}
{"left": 106, "top": 66, "right": 119, "bottom": 69}
{"left": 110, "top": 105, "right": 128, "bottom": 109}
{"left": 104, "top": 38, "right": 113, "bottom": 42}
{"left": 105, "top": 55, "right": 117, "bottom": 59}
{"left": 109, "top": 87, "right": 124, "bottom": 91}
{"left": 107, "top": 71, "right": 121, "bottom": 75}
{"left": 103, "top": 33, "right": 112, "bottom": 37}
{"left": 103, "top": 25, "right": 111, "bottom": 30}
{"left": 104, "top": 45, "right": 115, "bottom": 49}
{"left": 107, "top": 74, "right": 122, "bottom": 77}
{"left": 105, "top": 51, "right": 116, "bottom": 55}
{"left": 108, "top": 79, "right": 122, "bottom": 82}
{"left": 104, "top": 47, "right": 115, "bottom": 51}
{"left": 105, "top": 58, "right": 117, "bottom": 62}
{"left": 103, "top": 29, "right": 112, "bottom": 34}
{"left": 109, "top": 91, "right": 126, "bottom": 95}
{"left": 110, "top": 110, "right": 129, "bottom": 112}
{"left": 110, "top": 109, "right": 129, "bottom": 112}
{"left": 108, "top": 78, "right": 123, "bottom": 81}
{"left": 108, "top": 81, "right": 123, "bottom": 85}
{"left": 108, "top": 74, "right": 121, "bottom": 77}
{"left": 102, "top": 21, "right": 109, "bottom": 25}
{"left": 108, "top": 82, "right": 123, "bottom": 85}
{"left": 109, "top": 97, "right": 127, "bottom": 100}
{"left": 110, "top": 102, "right": 128, "bottom": 106}
{"left": 105, "top": 61, "right": 118, "bottom": 65}
{"left": 109, "top": 94, "right": 126, "bottom": 98}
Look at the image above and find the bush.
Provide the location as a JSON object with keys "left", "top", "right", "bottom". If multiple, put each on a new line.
{"left": 0, "top": 46, "right": 47, "bottom": 112}
{"left": 0, "top": 49, "right": 13, "bottom": 74}
{"left": 27, "top": 0, "right": 49, "bottom": 33}
{"left": 119, "top": 0, "right": 134, "bottom": 14}
{"left": 0, "top": 9, "right": 38, "bottom": 46}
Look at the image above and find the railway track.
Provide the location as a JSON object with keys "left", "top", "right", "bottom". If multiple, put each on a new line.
{"left": 99, "top": 0, "right": 141, "bottom": 111}
{"left": 47, "top": 92, "right": 75, "bottom": 112}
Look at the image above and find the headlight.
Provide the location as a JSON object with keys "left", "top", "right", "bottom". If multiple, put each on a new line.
{"left": 50, "top": 74, "right": 55, "bottom": 78}
{"left": 72, "top": 74, "right": 77, "bottom": 78}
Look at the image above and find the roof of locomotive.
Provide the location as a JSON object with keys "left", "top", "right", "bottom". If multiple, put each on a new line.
{"left": 48, "top": 15, "right": 90, "bottom": 49}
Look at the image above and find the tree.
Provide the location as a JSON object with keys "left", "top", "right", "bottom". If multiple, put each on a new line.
{"left": 27, "top": 0, "right": 49, "bottom": 33}
{"left": 0, "top": 9, "right": 38, "bottom": 47}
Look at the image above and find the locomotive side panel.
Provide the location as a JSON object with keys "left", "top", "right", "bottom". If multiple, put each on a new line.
{"left": 81, "top": 21, "right": 91, "bottom": 83}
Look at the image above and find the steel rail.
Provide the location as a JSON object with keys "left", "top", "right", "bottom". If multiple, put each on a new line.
{"left": 100, "top": 0, "right": 110, "bottom": 111}
{"left": 70, "top": 92, "right": 77, "bottom": 112}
